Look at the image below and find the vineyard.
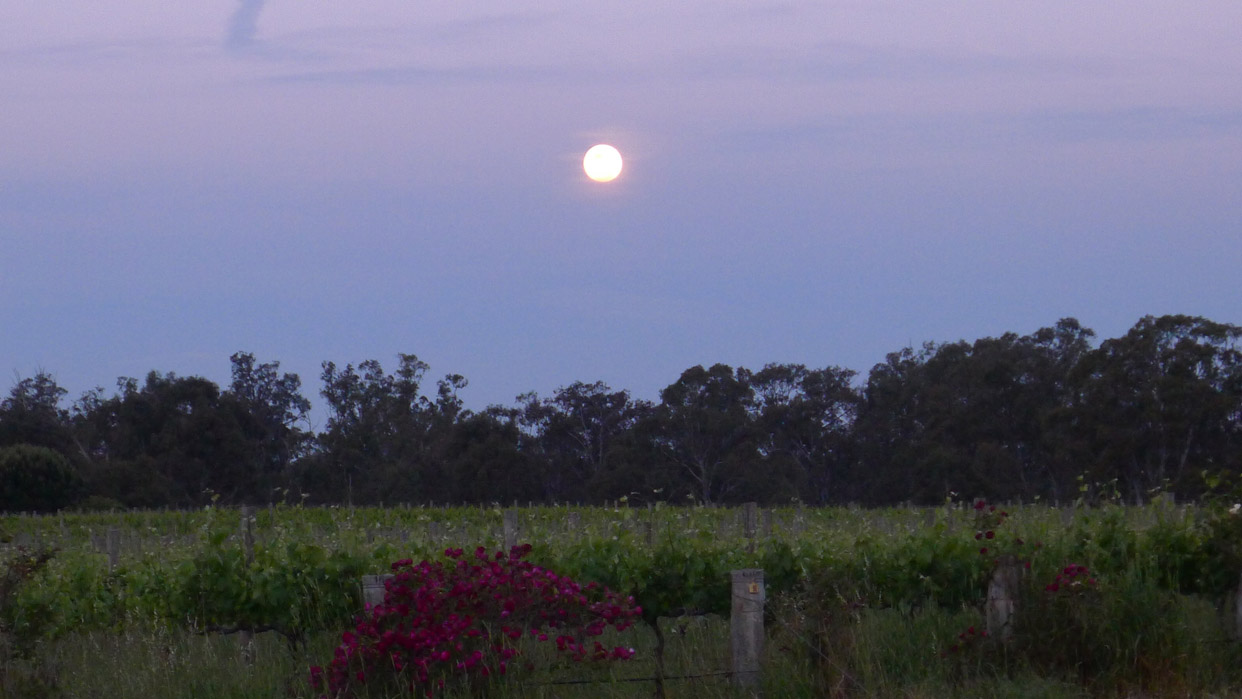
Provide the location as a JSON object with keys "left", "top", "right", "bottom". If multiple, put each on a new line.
{"left": 5, "top": 499, "right": 1242, "bottom": 697}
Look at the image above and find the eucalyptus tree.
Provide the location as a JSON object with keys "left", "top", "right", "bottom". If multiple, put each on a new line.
{"left": 1070, "top": 315, "right": 1242, "bottom": 501}
{"left": 517, "top": 381, "right": 649, "bottom": 501}
{"left": 226, "top": 352, "right": 313, "bottom": 496}
{"left": 749, "top": 363, "right": 860, "bottom": 504}
{"left": 651, "top": 364, "right": 759, "bottom": 504}
{"left": 854, "top": 342, "right": 955, "bottom": 505}
{"left": 854, "top": 319, "right": 1098, "bottom": 505}
{"left": 0, "top": 371, "right": 73, "bottom": 455}
{"left": 71, "top": 372, "right": 255, "bottom": 506}
{"left": 441, "top": 406, "right": 540, "bottom": 503}
{"left": 310, "top": 354, "right": 483, "bottom": 504}
{"left": 313, "top": 354, "right": 434, "bottom": 504}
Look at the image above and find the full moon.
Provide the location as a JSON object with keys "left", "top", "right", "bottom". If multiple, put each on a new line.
{"left": 583, "top": 144, "right": 623, "bottom": 182}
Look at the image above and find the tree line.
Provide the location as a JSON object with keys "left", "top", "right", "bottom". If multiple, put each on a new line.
{"left": 1, "top": 314, "right": 1239, "bottom": 512}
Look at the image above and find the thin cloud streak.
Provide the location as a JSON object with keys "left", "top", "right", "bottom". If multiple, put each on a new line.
{"left": 226, "top": 0, "right": 266, "bottom": 50}
{"left": 678, "top": 41, "right": 1116, "bottom": 84}
{"left": 266, "top": 63, "right": 600, "bottom": 87}
{"left": 259, "top": 39, "right": 1112, "bottom": 90}
{"left": 0, "top": 38, "right": 216, "bottom": 66}
{"left": 727, "top": 107, "right": 1242, "bottom": 154}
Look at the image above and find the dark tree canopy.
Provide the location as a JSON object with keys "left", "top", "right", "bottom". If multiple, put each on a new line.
{"left": 2, "top": 313, "right": 1240, "bottom": 512}
{"left": 0, "top": 444, "right": 81, "bottom": 513}
{"left": 0, "top": 371, "right": 74, "bottom": 455}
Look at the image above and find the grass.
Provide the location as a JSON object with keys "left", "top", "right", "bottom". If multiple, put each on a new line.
{"left": 9, "top": 591, "right": 1242, "bottom": 699}
{"left": 6, "top": 502, "right": 1242, "bottom": 697}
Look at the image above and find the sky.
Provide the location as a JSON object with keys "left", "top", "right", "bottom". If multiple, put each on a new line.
{"left": 2, "top": 1, "right": 1240, "bottom": 429}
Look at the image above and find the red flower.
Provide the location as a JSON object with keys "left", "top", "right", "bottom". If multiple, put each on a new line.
{"left": 313, "top": 545, "right": 640, "bottom": 697}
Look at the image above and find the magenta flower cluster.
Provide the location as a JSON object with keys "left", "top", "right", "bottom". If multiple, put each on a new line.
{"left": 1044, "top": 563, "right": 1096, "bottom": 593}
{"left": 972, "top": 499, "right": 1009, "bottom": 556}
{"left": 942, "top": 624, "right": 988, "bottom": 656}
{"left": 310, "top": 544, "right": 641, "bottom": 698}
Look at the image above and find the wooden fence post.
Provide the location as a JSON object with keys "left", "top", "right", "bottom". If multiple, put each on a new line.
{"left": 240, "top": 506, "right": 255, "bottom": 564}
{"left": 239, "top": 506, "right": 256, "bottom": 664}
{"left": 503, "top": 509, "right": 519, "bottom": 551}
{"left": 106, "top": 527, "right": 120, "bottom": 571}
{"left": 1228, "top": 569, "right": 1242, "bottom": 640}
{"left": 730, "top": 568, "right": 765, "bottom": 695}
{"left": 742, "top": 502, "right": 757, "bottom": 554}
{"left": 985, "top": 558, "right": 1020, "bottom": 641}
{"left": 361, "top": 574, "right": 393, "bottom": 608}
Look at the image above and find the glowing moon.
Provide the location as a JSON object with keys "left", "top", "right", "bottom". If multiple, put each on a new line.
{"left": 583, "top": 144, "right": 623, "bottom": 182}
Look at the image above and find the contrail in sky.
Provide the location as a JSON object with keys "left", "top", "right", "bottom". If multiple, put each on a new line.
{"left": 226, "top": 0, "right": 266, "bottom": 50}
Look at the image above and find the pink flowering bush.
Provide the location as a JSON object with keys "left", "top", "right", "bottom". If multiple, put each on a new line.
{"left": 311, "top": 544, "right": 642, "bottom": 698}
{"left": 942, "top": 623, "right": 988, "bottom": 657}
{"left": 1042, "top": 563, "right": 1096, "bottom": 594}
{"left": 970, "top": 498, "right": 1026, "bottom": 563}
{"left": 1010, "top": 560, "right": 1125, "bottom": 685}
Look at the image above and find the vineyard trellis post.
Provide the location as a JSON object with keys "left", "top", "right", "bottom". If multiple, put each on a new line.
{"left": 1230, "top": 570, "right": 1242, "bottom": 640}
{"left": 743, "top": 502, "right": 757, "bottom": 554}
{"left": 362, "top": 575, "right": 389, "bottom": 607}
{"left": 106, "top": 527, "right": 120, "bottom": 571}
{"left": 239, "top": 506, "right": 256, "bottom": 665}
{"left": 730, "top": 568, "right": 765, "bottom": 695}
{"left": 986, "top": 558, "right": 1020, "bottom": 641}
{"left": 503, "top": 509, "right": 519, "bottom": 551}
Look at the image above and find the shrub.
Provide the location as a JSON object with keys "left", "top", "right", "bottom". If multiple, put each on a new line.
{"left": 312, "top": 544, "right": 642, "bottom": 698}
{"left": 0, "top": 444, "right": 80, "bottom": 513}
{"left": 0, "top": 545, "right": 56, "bottom": 659}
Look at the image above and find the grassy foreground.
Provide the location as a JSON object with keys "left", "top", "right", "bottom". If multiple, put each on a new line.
{"left": 8, "top": 597, "right": 1242, "bottom": 698}
{"left": 8, "top": 501, "right": 1242, "bottom": 697}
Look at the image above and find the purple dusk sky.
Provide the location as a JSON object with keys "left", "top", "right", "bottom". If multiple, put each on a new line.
{"left": 2, "top": 1, "right": 1240, "bottom": 428}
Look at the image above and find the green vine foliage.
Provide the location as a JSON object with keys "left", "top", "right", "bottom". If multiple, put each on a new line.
{"left": 3, "top": 501, "right": 1242, "bottom": 653}
{"left": 1196, "top": 471, "right": 1242, "bottom": 595}
{"left": 0, "top": 545, "right": 57, "bottom": 659}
